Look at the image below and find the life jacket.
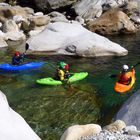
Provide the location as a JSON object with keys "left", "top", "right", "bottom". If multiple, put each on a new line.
{"left": 58, "top": 69, "right": 65, "bottom": 81}
{"left": 118, "top": 72, "right": 131, "bottom": 85}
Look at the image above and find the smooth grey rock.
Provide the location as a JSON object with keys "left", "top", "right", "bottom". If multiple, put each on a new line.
{"left": 115, "top": 89, "right": 140, "bottom": 130}
{"left": 73, "top": 0, "right": 103, "bottom": 19}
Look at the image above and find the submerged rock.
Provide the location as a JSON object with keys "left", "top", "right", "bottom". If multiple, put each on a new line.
{"left": 27, "top": 21, "right": 128, "bottom": 57}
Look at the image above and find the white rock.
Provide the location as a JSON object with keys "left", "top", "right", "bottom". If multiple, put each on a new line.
{"left": 27, "top": 22, "right": 128, "bottom": 57}
{"left": 124, "top": 125, "right": 137, "bottom": 132}
{"left": 0, "top": 37, "right": 8, "bottom": 47}
{"left": 5, "top": 31, "right": 26, "bottom": 41}
{"left": 73, "top": 0, "right": 103, "bottom": 19}
{"left": 0, "top": 90, "right": 41, "bottom": 140}
{"left": 13, "top": 15, "right": 25, "bottom": 23}
{"left": 34, "top": 12, "right": 44, "bottom": 16}
{"left": 60, "top": 124, "right": 101, "bottom": 140}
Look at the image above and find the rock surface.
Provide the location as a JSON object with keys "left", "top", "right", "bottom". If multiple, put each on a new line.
{"left": 87, "top": 9, "right": 137, "bottom": 35}
{"left": 60, "top": 120, "right": 140, "bottom": 140}
{"left": 34, "top": 0, "right": 77, "bottom": 11}
{"left": 27, "top": 21, "right": 128, "bottom": 57}
{"left": 73, "top": 0, "right": 103, "bottom": 19}
{"left": 115, "top": 89, "right": 140, "bottom": 130}
{"left": 60, "top": 124, "right": 101, "bottom": 140}
{"left": 0, "top": 90, "right": 41, "bottom": 140}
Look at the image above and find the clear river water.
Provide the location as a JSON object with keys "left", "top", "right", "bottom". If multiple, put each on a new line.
{"left": 0, "top": 33, "right": 140, "bottom": 140}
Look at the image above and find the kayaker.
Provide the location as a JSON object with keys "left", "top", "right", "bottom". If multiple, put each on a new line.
{"left": 118, "top": 65, "right": 132, "bottom": 85}
{"left": 12, "top": 51, "right": 25, "bottom": 65}
{"left": 57, "top": 61, "right": 70, "bottom": 81}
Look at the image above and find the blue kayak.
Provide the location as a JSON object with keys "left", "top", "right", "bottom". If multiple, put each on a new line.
{"left": 0, "top": 62, "right": 45, "bottom": 71}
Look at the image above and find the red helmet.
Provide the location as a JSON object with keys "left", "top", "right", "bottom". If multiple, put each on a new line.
{"left": 15, "top": 51, "right": 20, "bottom": 56}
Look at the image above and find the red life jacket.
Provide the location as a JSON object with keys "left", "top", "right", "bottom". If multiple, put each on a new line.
{"left": 118, "top": 73, "right": 130, "bottom": 85}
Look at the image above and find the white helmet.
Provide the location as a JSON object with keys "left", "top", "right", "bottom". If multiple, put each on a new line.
{"left": 123, "top": 65, "right": 129, "bottom": 70}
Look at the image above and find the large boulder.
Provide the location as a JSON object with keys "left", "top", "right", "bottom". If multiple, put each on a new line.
{"left": 73, "top": 0, "right": 103, "bottom": 19}
{"left": 0, "top": 37, "right": 8, "bottom": 47}
{"left": 60, "top": 124, "right": 101, "bottom": 140}
{"left": 102, "top": 0, "right": 128, "bottom": 11}
{"left": 27, "top": 21, "right": 128, "bottom": 57}
{"left": 73, "top": 0, "right": 130, "bottom": 20}
{"left": 0, "top": 5, "right": 31, "bottom": 20}
{"left": 87, "top": 9, "right": 137, "bottom": 35}
{"left": 115, "top": 89, "right": 140, "bottom": 130}
{"left": 34, "top": 0, "right": 77, "bottom": 11}
{"left": 0, "top": 90, "right": 41, "bottom": 140}
{"left": 2, "top": 20, "right": 26, "bottom": 41}
{"left": 29, "top": 15, "right": 50, "bottom": 28}
{"left": 3, "top": 19, "right": 19, "bottom": 32}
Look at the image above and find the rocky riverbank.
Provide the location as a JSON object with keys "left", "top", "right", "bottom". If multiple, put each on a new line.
{"left": 0, "top": 1, "right": 139, "bottom": 57}
{"left": 0, "top": 1, "right": 140, "bottom": 140}
{"left": 61, "top": 120, "right": 140, "bottom": 140}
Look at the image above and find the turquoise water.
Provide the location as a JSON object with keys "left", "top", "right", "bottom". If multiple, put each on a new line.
{"left": 1, "top": 33, "right": 140, "bottom": 139}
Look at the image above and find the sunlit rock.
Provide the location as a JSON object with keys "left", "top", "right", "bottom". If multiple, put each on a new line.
{"left": 87, "top": 9, "right": 137, "bottom": 35}
{"left": 0, "top": 90, "right": 41, "bottom": 140}
{"left": 103, "top": 120, "right": 126, "bottom": 132}
{"left": 28, "top": 21, "right": 128, "bottom": 57}
{"left": 60, "top": 124, "right": 101, "bottom": 140}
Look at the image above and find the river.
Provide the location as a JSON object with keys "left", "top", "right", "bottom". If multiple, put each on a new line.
{"left": 0, "top": 33, "right": 140, "bottom": 140}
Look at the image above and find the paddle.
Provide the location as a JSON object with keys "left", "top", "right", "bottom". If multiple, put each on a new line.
{"left": 25, "top": 43, "right": 29, "bottom": 53}
{"left": 110, "top": 62, "right": 140, "bottom": 78}
{"left": 21, "top": 43, "right": 29, "bottom": 63}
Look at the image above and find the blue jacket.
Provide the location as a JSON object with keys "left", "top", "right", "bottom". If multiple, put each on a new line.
{"left": 12, "top": 54, "right": 25, "bottom": 65}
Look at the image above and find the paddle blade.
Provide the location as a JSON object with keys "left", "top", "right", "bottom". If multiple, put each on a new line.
{"left": 110, "top": 74, "right": 118, "bottom": 78}
{"left": 25, "top": 43, "right": 29, "bottom": 52}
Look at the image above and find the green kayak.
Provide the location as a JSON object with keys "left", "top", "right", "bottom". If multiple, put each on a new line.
{"left": 36, "top": 72, "right": 88, "bottom": 85}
